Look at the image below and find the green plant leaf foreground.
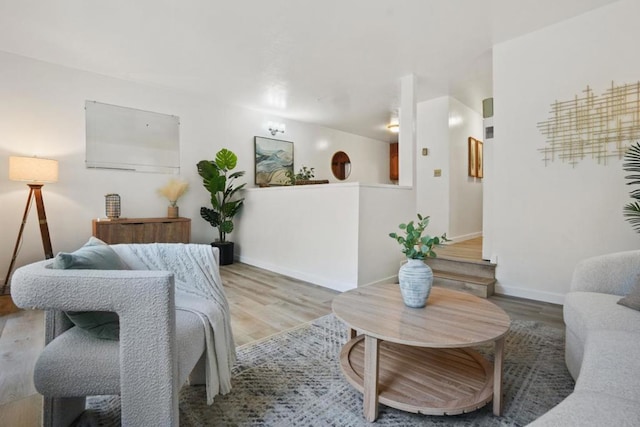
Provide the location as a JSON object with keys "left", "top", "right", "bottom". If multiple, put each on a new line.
{"left": 215, "top": 148, "right": 237, "bottom": 170}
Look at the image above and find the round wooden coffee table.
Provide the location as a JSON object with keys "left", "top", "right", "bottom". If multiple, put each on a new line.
{"left": 332, "top": 284, "right": 511, "bottom": 422}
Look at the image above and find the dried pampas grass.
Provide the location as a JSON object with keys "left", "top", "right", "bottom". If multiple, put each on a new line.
{"left": 158, "top": 178, "right": 189, "bottom": 206}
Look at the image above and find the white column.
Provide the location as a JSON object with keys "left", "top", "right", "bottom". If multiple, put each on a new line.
{"left": 399, "top": 74, "right": 416, "bottom": 187}
{"left": 482, "top": 125, "right": 494, "bottom": 261}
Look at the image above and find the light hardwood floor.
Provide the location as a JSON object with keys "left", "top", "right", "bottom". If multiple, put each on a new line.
{"left": 435, "top": 236, "right": 484, "bottom": 261}
{"left": 0, "top": 246, "right": 563, "bottom": 426}
{"left": 220, "top": 263, "right": 338, "bottom": 346}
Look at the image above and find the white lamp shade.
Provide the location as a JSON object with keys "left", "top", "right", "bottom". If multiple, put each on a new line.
{"left": 9, "top": 156, "right": 59, "bottom": 183}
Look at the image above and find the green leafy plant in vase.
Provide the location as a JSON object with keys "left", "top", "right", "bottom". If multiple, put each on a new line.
{"left": 197, "top": 148, "right": 245, "bottom": 265}
{"left": 286, "top": 165, "right": 315, "bottom": 185}
{"left": 389, "top": 214, "right": 449, "bottom": 307}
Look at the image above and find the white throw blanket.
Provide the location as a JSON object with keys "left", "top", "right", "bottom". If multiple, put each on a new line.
{"left": 112, "top": 243, "right": 236, "bottom": 404}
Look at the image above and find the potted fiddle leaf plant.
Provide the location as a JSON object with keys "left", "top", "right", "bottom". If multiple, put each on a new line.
{"left": 389, "top": 214, "right": 449, "bottom": 307}
{"left": 197, "top": 148, "right": 245, "bottom": 265}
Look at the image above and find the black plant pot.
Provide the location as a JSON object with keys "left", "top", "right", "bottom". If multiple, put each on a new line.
{"left": 211, "top": 241, "right": 234, "bottom": 265}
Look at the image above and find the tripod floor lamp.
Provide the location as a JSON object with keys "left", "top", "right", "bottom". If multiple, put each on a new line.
{"left": 2, "top": 156, "right": 58, "bottom": 296}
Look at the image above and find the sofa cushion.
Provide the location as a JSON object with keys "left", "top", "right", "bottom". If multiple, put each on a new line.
{"left": 564, "top": 327, "right": 583, "bottom": 380}
{"left": 34, "top": 326, "right": 120, "bottom": 396}
{"left": 34, "top": 309, "right": 205, "bottom": 396}
{"left": 564, "top": 291, "right": 640, "bottom": 345}
{"left": 52, "top": 237, "right": 129, "bottom": 340}
{"left": 575, "top": 330, "right": 640, "bottom": 401}
{"left": 528, "top": 390, "right": 640, "bottom": 426}
{"left": 618, "top": 278, "right": 640, "bottom": 311}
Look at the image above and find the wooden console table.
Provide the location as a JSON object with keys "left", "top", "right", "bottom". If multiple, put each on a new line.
{"left": 92, "top": 217, "right": 191, "bottom": 244}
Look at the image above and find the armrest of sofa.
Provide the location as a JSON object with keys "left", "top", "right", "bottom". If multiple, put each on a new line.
{"left": 11, "top": 259, "right": 181, "bottom": 426}
{"left": 570, "top": 250, "right": 640, "bottom": 295}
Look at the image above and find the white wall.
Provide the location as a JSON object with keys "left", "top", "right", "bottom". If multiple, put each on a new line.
{"left": 415, "top": 96, "right": 483, "bottom": 240}
{"left": 281, "top": 122, "right": 390, "bottom": 185}
{"left": 399, "top": 74, "right": 417, "bottom": 187}
{"left": 416, "top": 97, "right": 450, "bottom": 236}
{"left": 358, "top": 184, "right": 415, "bottom": 286}
{"left": 0, "top": 51, "right": 391, "bottom": 285}
{"left": 448, "top": 98, "right": 483, "bottom": 240}
{"left": 489, "top": 0, "right": 640, "bottom": 303}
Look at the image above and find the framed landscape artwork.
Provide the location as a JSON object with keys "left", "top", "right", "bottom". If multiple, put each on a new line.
{"left": 254, "top": 136, "right": 294, "bottom": 186}
{"left": 468, "top": 137, "right": 483, "bottom": 178}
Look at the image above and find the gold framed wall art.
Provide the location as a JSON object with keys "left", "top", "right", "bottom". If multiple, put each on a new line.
{"left": 468, "top": 137, "right": 483, "bottom": 178}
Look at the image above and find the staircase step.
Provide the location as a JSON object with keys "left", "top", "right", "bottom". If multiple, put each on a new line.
{"left": 425, "top": 256, "right": 496, "bottom": 279}
{"left": 432, "top": 270, "right": 495, "bottom": 299}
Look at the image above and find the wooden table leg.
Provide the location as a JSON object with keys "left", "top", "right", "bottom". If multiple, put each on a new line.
{"left": 493, "top": 336, "right": 505, "bottom": 416}
{"left": 363, "top": 335, "right": 380, "bottom": 422}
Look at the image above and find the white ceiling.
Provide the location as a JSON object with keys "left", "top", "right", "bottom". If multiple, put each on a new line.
{"left": 0, "top": 0, "right": 619, "bottom": 142}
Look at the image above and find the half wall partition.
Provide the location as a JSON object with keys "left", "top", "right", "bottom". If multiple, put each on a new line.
{"left": 234, "top": 183, "right": 415, "bottom": 292}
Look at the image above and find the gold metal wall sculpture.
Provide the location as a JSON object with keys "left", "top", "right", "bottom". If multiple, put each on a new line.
{"left": 538, "top": 81, "right": 640, "bottom": 166}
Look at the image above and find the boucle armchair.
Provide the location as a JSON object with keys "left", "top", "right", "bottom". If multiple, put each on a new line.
{"left": 11, "top": 243, "right": 235, "bottom": 427}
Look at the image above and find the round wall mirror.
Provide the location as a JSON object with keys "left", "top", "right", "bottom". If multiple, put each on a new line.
{"left": 331, "top": 151, "right": 351, "bottom": 180}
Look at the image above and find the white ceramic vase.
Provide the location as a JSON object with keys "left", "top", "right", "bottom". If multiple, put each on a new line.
{"left": 398, "top": 258, "right": 434, "bottom": 308}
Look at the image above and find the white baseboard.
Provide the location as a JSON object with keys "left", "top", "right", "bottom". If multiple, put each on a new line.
{"left": 359, "top": 274, "right": 398, "bottom": 288}
{"left": 236, "top": 255, "right": 355, "bottom": 293}
{"left": 445, "top": 231, "right": 483, "bottom": 244}
{"left": 495, "top": 283, "right": 565, "bottom": 305}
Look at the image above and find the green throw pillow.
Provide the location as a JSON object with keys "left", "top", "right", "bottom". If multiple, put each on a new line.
{"left": 64, "top": 311, "right": 120, "bottom": 340}
{"left": 617, "top": 277, "right": 640, "bottom": 311}
{"left": 52, "top": 237, "right": 128, "bottom": 340}
{"left": 52, "top": 236, "right": 128, "bottom": 270}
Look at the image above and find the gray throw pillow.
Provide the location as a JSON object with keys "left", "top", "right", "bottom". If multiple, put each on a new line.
{"left": 617, "top": 277, "right": 640, "bottom": 311}
{"left": 52, "top": 237, "right": 128, "bottom": 340}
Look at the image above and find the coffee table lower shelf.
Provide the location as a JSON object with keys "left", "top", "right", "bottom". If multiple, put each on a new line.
{"left": 340, "top": 335, "right": 494, "bottom": 416}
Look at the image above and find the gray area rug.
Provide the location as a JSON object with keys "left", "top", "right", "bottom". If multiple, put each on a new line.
{"left": 82, "top": 314, "right": 574, "bottom": 426}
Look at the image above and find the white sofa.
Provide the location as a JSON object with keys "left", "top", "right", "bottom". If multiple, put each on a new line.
{"left": 530, "top": 250, "right": 640, "bottom": 426}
